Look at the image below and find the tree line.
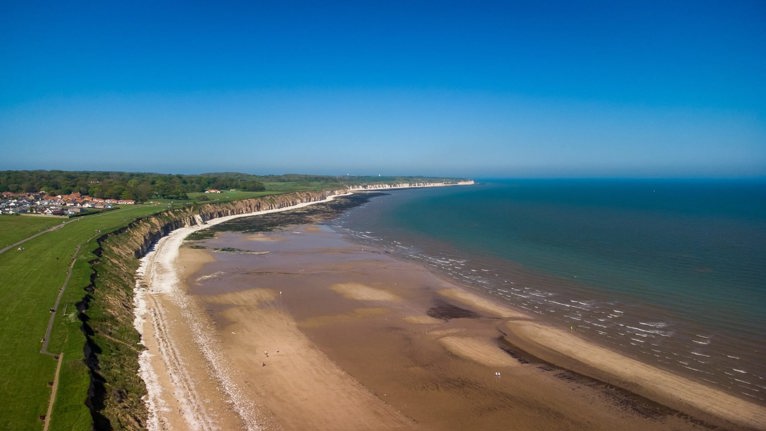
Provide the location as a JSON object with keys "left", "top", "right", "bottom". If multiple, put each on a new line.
{"left": 0, "top": 171, "right": 265, "bottom": 202}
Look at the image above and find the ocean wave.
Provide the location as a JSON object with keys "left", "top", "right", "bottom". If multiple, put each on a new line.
{"left": 623, "top": 324, "right": 673, "bottom": 337}
{"left": 338, "top": 220, "right": 766, "bottom": 404}
{"left": 639, "top": 321, "right": 668, "bottom": 328}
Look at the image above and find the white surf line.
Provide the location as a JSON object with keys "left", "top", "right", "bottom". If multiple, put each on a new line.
{"left": 135, "top": 192, "right": 351, "bottom": 431}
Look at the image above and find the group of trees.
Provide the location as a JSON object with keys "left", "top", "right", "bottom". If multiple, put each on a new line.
{"left": 0, "top": 171, "right": 265, "bottom": 202}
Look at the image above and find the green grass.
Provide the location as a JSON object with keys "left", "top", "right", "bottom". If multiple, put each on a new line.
{"left": 262, "top": 180, "right": 345, "bottom": 192}
{"left": 0, "top": 203, "right": 169, "bottom": 430}
{"left": 0, "top": 216, "right": 64, "bottom": 249}
{"left": 186, "top": 189, "right": 279, "bottom": 203}
{"left": 145, "top": 198, "right": 191, "bottom": 206}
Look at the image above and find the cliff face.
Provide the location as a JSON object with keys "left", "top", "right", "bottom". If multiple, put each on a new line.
{"left": 346, "top": 180, "right": 474, "bottom": 191}
{"left": 79, "top": 190, "right": 340, "bottom": 430}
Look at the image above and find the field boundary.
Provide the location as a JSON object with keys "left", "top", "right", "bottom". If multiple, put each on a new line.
{"left": 42, "top": 353, "right": 63, "bottom": 431}
{"left": 40, "top": 245, "right": 81, "bottom": 355}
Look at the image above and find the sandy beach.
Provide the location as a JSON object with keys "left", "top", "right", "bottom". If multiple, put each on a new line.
{"left": 136, "top": 208, "right": 766, "bottom": 430}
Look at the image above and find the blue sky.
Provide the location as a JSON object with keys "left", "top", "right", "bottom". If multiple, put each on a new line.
{"left": 1, "top": 0, "right": 764, "bottom": 177}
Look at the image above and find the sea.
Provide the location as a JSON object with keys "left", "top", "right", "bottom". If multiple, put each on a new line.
{"left": 331, "top": 179, "right": 766, "bottom": 403}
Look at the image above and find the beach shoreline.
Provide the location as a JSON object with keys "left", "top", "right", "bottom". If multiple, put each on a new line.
{"left": 135, "top": 190, "right": 765, "bottom": 431}
{"left": 134, "top": 193, "right": 361, "bottom": 430}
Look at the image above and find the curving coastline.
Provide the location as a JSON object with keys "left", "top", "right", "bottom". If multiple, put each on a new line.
{"left": 82, "top": 182, "right": 470, "bottom": 428}
{"left": 84, "top": 180, "right": 765, "bottom": 430}
{"left": 134, "top": 192, "right": 359, "bottom": 430}
{"left": 81, "top": 189, "right": 361, "bottom": 428}
{"left": 150, "top": 220, "right": 766, "bottom": 431}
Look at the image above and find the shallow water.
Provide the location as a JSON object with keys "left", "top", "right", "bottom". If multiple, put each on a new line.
{"left": 333, "top": 180, "right": 766, "bottom": 403}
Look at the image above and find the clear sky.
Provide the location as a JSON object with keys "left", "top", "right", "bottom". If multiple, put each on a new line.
{"left": 1, "top": 0, "right": 764, "bottom": 177}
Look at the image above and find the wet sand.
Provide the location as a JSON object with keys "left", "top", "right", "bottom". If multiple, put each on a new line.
{"left": 137, "top": 222, "right": 766, "bottom": 430}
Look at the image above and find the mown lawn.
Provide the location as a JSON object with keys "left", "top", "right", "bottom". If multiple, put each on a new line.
{"left": 0, "top": 216, "right": 64, "bottom": 250}
{"left": 0, "top": 203, "right": 168, "bottom": 430}
{"left": 187, "top": 189, "right": 279, "bottom": 203}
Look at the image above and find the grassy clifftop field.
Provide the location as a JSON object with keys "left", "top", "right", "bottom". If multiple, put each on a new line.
{"left": 0, "top": 205, "right": 173, "bottom": 430}
{"left": 0, "top": 171, "right": 468, "bottom": 430}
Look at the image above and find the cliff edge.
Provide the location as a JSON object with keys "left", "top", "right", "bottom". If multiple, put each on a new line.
{"left": 79, "top": 190, "right": 342, "bottom": 430}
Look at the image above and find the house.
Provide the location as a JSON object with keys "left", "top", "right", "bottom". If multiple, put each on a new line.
{"left": 205, "top": 189, "right": 222, "bottom": 194}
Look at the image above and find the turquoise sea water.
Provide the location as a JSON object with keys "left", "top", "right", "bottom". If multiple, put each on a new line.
{"left": 334, "top": 179, "right": 766, "bottom": 403}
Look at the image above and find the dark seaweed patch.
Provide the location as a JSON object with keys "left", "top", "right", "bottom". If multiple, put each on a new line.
{"left": 427, "top": 299, "right": 480, "bottom": 320}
